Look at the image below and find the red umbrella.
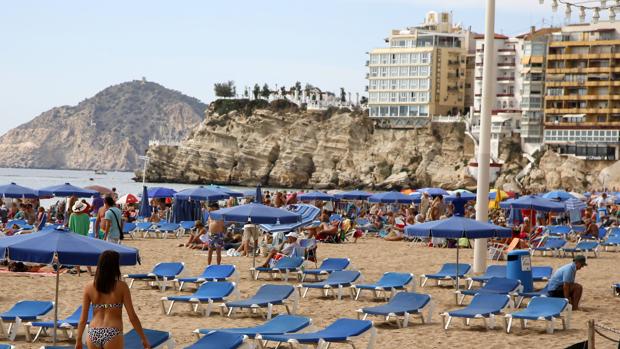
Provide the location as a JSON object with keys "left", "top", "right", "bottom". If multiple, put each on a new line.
{"left": 117, "top": 194, "right": 139, "bottom": 205}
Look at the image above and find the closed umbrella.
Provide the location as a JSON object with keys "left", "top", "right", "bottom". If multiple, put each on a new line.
{"left": 368, "top": 191, "right": 416, "bottom": 204}
{"left": 404, "top": 216, "right": 511, "bottom": 289}
{"left": 0, "top": 228, "right": 140, "bottom": 344}
{"left": 0, "top": 182, "right": 51, "bottom": 198}
{"left": 335, "top": 190, "right": 373, "bottom": 200}
{"left": 140, "top": 186, "right": 151, "bottom": 218}
{"left": 298, "top": 191, "right": 336, "bottom": 201}
{"left": 174, "top": 186, "right": 230, "bottom": 201}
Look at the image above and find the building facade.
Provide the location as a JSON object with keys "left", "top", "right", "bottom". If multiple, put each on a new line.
{"left": 367, "top": 11, "right": 474, "bottom": 128}
{"left": 544, "top": 22, "right": 620, "bottom": 160}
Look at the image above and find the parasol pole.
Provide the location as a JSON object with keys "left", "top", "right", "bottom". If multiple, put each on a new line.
{"left": 456, "top": 242, "right": 460, "bottom": 290}
{"left": 53, "top": 253, "right": 59, "bottom": 345}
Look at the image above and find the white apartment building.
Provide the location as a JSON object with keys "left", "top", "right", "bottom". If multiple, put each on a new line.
{"left": 367, "top": 11, "right": 473, "bottom": 128}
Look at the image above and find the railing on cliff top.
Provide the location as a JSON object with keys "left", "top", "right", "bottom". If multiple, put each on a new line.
{"left": 148, "top": 140, "right": 182, "bottom": 147}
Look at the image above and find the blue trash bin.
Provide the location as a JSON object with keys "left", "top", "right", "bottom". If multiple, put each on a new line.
{"left": 506, "top": 250, "right": 533, "bottom": 292}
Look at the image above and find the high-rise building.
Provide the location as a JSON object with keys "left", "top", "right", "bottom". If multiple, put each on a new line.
{"left": 544, "top": 22, "right": 620, "bottom": 160}
{"left": 367, "top": 11, "right": 474, "bottom": 128}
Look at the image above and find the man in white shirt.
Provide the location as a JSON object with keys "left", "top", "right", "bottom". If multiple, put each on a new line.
{"left": 258, "top": 232, "right": 300, "bottom": 268}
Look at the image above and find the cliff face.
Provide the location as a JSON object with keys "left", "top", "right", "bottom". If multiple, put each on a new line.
{"left": 144, "top": 102, "right": 477, "bottom": 190}
{"left": 0, "top": 80, "right": 206, "bottom": 171}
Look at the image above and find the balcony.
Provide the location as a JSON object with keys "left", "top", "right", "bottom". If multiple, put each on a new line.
{"left": 545, "top": 95, "right": 620, "bottom": 101}
{"left": 545, "top": 107, "right": 620, "bottom": 114}
{"left": 497, "top": 93, "right": 515, "bottom": 97}
{"left": 547, "top": 67, "right": 620, "bottom": 74}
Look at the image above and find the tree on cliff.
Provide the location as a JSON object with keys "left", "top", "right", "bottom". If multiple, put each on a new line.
{"left": 280, "top": 86, "right": 286, "bottom": 96}
{"left": 360, "top": 96, "right": 368, "bottom": 105}
{"left": 252, "top": 84, "right": 261, "bottom": 100}
{"left": 261, "top": 84, "right": 271, "bottom": 99}
{"left": 214, "top": 81, "right": 236, "bottom": 98}
{"left": 340, "top": 87, "right": 346, "bottom": 103}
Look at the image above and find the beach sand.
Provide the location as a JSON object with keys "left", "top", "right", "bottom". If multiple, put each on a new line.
{"left": 1, "top": 236, "right": 619, "bottom": 349}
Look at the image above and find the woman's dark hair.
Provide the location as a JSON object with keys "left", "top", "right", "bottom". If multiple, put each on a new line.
{"left": 94, "top": 250, "right": 121, "bottom": 294}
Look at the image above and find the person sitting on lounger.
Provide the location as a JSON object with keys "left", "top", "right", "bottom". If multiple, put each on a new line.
{"left": 546, "top": 255, "right": 586, "bottom": 311}
{"left": 259, "top": 232, "right": 300, "bottom": 268}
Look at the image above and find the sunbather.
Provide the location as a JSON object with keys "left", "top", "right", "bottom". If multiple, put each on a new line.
{"left": 182, "top": 220, "right": 207, "bottom": 248}
{"left": 259, "top": 232, "right": 300, "bottom": 268}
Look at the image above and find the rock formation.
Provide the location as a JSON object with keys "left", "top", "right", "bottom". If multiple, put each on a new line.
{"left": 0, "top": 80, "right": 206, "bottom": 171}
{"left": 143, "top": 100, "right": 479, "bottom": 190}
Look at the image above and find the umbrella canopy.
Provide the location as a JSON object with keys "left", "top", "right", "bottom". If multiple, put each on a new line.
{"left": 84, "top": 185, "right": 114, "bottom": 196}
{"left": 488, "top": 189, "right": 509, "bottom": 200}
{"left": 444, "top": 191, "right": 477, "bottom": 202}
{"left": 243, "top": 190, "right": 256, "bottom": 198}
{"left": 451, "top": 189, "right": 474, "bottom": 195}
{"left": 0, "top": 228, "right": 140, "bottom": 265}
{"left": 499, "top": 195, "right": 565, "bottom": 212}
{"left": 404, "top": 216, "right": 511, "bottom": 239}
{"left": 174, "top": 186, "right": 230, "bottom": 201}
{"left": 368, "top": 191, "right": 416, "bottom": 204}
{"left": 146, "top": 187, "right": 177, "bottom": 198}
{"left": 0, "top": 182, "right": 51, "bottom": 199}
{"left": 542, "top": 190, "right": 575, "bottom": 202}
{"left": 117, "top": 194, "right": 139, "bottom": 205}
{"left": 417, "top": 187, "right": 449, "bottom": 196}
{"left": 565, "top": 198, "right": 586, "bottom": 211}
{"left": 335, "top": 190, "right": 373, "bottom": 200}
{"left": 206, "top": 185, "right": 244, "bottom": 198}
{"left": 39, "top": 183, "right": 98, "bottom": 198}
{"left": 569, "top": 191, "right": 587, "bottom": 201}
{"left": 140, "top": 186, "right": 152, "bottom": 218}
{"left": 209, "top": 203, "right": 301, "bottom": 224}
{"left": 298, "top": 191, "right": 336, "bottom": 201}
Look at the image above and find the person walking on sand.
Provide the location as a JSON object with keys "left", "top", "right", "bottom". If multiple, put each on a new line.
{"left": 75, "top": 250, "right": 150, "bottom": 349}
{"left": 103, "top": 197, "right": 123, "bottom": 244}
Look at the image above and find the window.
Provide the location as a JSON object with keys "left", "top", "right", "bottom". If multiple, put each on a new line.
{"left": 390, "top": 92, "right": 397, "bottom": 102}
{"left": 380, "top": 106, "right": 389, "bottom": 116}
{"left": 421, "top": 52, "right": 431, "bottom": 64}
{"left": 399, "top": 92, "right": 408, "bottom": 102}
{"left": 391, "top": 54, "right": 400, "bottom": 64}
{"left": 380, "top": 92, "right": 388, "bottom": 102}
{"left": 411, "top": 53, "right": 419, "bottom": 64}
{"left": 390, "top": 80, "right": 397, "bottom": 90}
{"left": 370, "top": 80, "right": 378, "bottom": 90}
{"left": 399, "top": 106, "right": 408, "bottom": 116}
{"left": 380, "top": 54, "right": 389, "bottom": 64}
{"left": 380, "top": 67, "right": 388, "bottom": 77}
{"left": 389, "top": 106, "right": 398, "bottom": 116}
{"left": 420, "top": 79, "right": 430, "bottom": 90}
{"left": 419, "top": 104, "right": 429, "bottom": 116}
{"left": 370, "top": 106, "right": 378, "bottom": 116}
{"left": 409, "top": 105, "right": 419, "bottom": 116}
{"left": 370, "top": 55, "right": 379, "bottom": 65}
{"left": 419, "top": 92, "right": 429, "bottom": 102}
{"left": 399, "top": 67, "right": 409, "bottom": 76}
{"left": 400, "top": 53, "right": 410, "bottom": 64}
{"left": 370, "top": 67, "right": 378, "bottom": 77}
{"left": 410, "top": 92, "right": 418, "bottom": 102}
{"left": 390, "top": 67, "right": 398, "bottom": 77}
{"left": 410, "top": 79, "right": 419, "bottom": 89}
{"left": 410, "top": 66, "right": 418, "bottom": 77}
{"left": 419, "top": 66, "right": 430, "bottom": 76}
{"left": 399, "top": 80, "right": 409, "bottom": 89}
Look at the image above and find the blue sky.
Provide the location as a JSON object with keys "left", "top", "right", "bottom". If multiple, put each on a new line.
{"left": 0, "top": 0, "right": 558, "bottom": 135}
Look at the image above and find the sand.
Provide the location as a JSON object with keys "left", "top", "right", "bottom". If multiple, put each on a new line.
{"left": 1, "top": 236, "right": 619, "bottom": 349}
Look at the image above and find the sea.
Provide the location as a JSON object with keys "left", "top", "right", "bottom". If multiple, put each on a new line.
{"left": 0, "top": 168, "right": 265, "bottom": 205}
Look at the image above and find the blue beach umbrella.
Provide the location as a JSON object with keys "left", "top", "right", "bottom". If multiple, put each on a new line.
{"left": 335, "top": 190, "right": 373, "bottom": 200}
{"left": 444, "top": 192, "right": 477, "bottom": 202}
{"left": 0, "top": 228, "right": 140, "bottom": 344}
{"left": 542, "top": 190, "right": 576, "bottom": 202}
{"left": 417, "top": 187, "right": 449, "bottom": 196}
{"left": 174, "top": 186, "right": 230, "bottom": 201}
{"left": 255, "top": 185, "right": 263, "bottom": 204}
{"left": 500, "top": 195, "right": 565, "bottom": 212}
{"left": 38, "top": 183, "right": 98, "bottom": 198}
{"left": 368, "top": 191, "right": 416, "bottom": 204}
{"left": 206, "top": 185, "right": 244, "bottom": 198}
{"left": 0, "top": 182, "right": 51, "bottom": 198}
{"left": 565, "top": 198, "right": 586, "bottom": 211}
{"left": 147, "top": 187, "right": 177, "bottom": 198}
{"left": 404, "top": 216, "right": 511, "bottom": 289}
{"left": 140, "top": 186, "right": 151, "bottom": 218}
{"left": 209, "top": 203, "right": 302, "bottom": 225}
{"left": 298, "top": 191, "right": 336, "bottom": 202}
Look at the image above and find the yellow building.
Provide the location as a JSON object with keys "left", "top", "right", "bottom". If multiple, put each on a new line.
{"left": 544, "top": 22, "right": 620, "bottom": 159}
{"left": 367, "top": 11, "right": 474, "bottom": 128}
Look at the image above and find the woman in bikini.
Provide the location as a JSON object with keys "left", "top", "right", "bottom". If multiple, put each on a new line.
{"left": 75, "top": 250, "right": 150, "bottom": 349}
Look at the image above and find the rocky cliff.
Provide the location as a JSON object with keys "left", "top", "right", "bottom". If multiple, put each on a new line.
{"left": 0, "top": 80, "right": 206, "bottom": 171}
{"left": 143, "top": 100, "right": 478, "bottom": 190}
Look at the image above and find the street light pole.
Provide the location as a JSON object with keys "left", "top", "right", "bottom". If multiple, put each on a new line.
{"left": 139, "top": 156, "right": 150, "bottom": 185}
{"left": 474, "top": 0, "right": 496, "bottom": 274}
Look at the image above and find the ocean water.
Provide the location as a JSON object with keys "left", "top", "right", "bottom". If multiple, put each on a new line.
{"left": 0, "top": 167, "right": 260, "bottom": 197}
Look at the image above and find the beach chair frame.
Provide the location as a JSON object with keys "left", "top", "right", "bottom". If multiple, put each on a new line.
{"left": 223, "top": 285, "right": 299, "bottom": 320}
{"left": 455, "top": 281, "right": 522, "bottom": 306}
{"left": 299, "top": 258, "right": 352, "bottom": 282}
{"left": 160, "top": 282, "right": 239, "bottom": 316}
{"left": 352, "top": 273, "right": 415, "bottom": 301}
{"left": 560, "top": 241, "right": 599, "bottom": 258}
{"left": 175, "top": 265, "right": 239, "bottom": 291}
{"left": 255, "top": 322, "right": 377, "bottom": 349}
{"left": 0, "top": 301, "right": 54, "bottom": 342}
{"left": 504, "top": 298, "right": 572, "bottom": 334}
{"left": 440, "top": 295, "right": 510, "bottom": 331}
{"left": 124, "top": 262, "right": 185, "bottom": 292}
{"left": 250, "top": 258, "right": 304, "bottom": 282}
{"left": 356, "top": 297, "right": 434, "bottom": 328}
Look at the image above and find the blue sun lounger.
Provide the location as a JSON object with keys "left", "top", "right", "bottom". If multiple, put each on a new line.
{"left": 161, "top": 281, "right": 237, "bottom": 316}
{"left": 455, "top": 277, "right": 521, "bottom": 305}
{"left": 561, "top": 241, "right": 599, "bottom": 258}
{"left": 251, "top": 257, "right": 304, "bottom": 282}
{"left": 193, "top": 314, "right": 311, "bottom": 340}
{"left": 176, "top": 264, "right": 238, "bottom": 291}
{"left": 532, "top": 266, "right": 553, "bottom": 282}
{"left": 26, "top": 305, "right": 93, "bottom": 342}
{"left": 545, "top": 225, "right": 571, "bottom": 236}
{"left": 466, "top": 265, "right": 506, "bottom": 288}
{"left": 122, "top": 222, "right": 137, "bottom": 239}
{"left": 39, "top": 328, "right": 175, "bottom": 349}
{"left": 225, "top": 284, "right": 297, "bottom": 320}
{"left": 0, "top": 344, "right": 14, "bottom": 349}
{"left": 146, "top": 222, "right": 181, "bottom": 239}
{"left": 532, "top": 237, "right": 567, "bottom": 257}
{"left": 420, "top": 263, "right": 471, "bottom": 287}
{"left": 185, "top": 331, "right": 249, "bottom": 349}
{"left": 357, "top": 292, "right": 433, "bottom": 327}
{"left": 300, "top": 270, "right": 361, "bottom": 300}
{"left": 135, "top": 222, "right": 153, "bottom": 235}
{"left": 300, "top": 258, "right": 350, "bottom": 281}
{"left": 352, "top": 272, "right": 414, "bottom": 300}
{"left": 0, "top": 300, "right": 54, "bottom": 341}
{"left": 441, "top": 294, "right": 510, "bottom": 330}
{"left": 179, "top": 220, "right": 196, "bottom": 236}
{"left": 514, "top": 282, "right": 550, "bottom": 308}
{"left": 505, "top": 296, "right": 571, "bottom": 334}
{"left": 602, "top": 235, "right": 620, "bottom": 251}
{"left": 256, "top": 318, "right": 376, "bottom": 349}
{"left": 124, "top": 262, "right": 185, "bottom": 292}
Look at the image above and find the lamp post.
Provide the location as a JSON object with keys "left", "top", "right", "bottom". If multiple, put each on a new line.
{"left": 473, "top": 0, "right": 496, "bottom": 274}
{"left": 139, "top": 155, "right": 150, "bottom": 185}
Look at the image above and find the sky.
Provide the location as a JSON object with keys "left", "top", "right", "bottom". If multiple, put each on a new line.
{"left": 0, "top": 0, "right": 561, "bottom": 136}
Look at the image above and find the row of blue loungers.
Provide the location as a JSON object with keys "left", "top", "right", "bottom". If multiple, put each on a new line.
{"left": 531, "top": 225, "right": 620, "bottom": 257}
